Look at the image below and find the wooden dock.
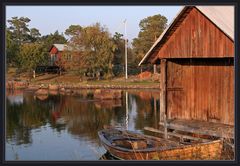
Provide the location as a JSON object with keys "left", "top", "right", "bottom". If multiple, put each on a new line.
{"left": 145, "top": 119, "right": 234, "bottom": 139}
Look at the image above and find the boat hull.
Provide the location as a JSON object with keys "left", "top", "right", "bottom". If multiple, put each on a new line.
{"left": 102, "top": 139, "right": 223, "bottom": 160}
{"left": 98, "top": 129, "right": 223, "bottom": 160}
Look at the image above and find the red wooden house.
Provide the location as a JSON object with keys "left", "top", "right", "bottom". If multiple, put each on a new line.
{"left": 49, "top": 44, "right": 68, "bottom": 66}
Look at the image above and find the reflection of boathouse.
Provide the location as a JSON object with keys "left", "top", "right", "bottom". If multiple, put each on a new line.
{"left": 139, "top": 6, "right": 234, "bottom": 139}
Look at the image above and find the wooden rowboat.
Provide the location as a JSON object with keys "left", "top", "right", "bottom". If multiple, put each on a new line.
{"left": 98, "top": 128, "right": 223, "bottom": 160}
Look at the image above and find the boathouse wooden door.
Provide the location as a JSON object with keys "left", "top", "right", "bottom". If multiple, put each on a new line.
{"left": 165, "top": 59, "right": 234, "bottom": 125}
{"left": 166, "top": 60, "right": 185, "bottom": 120}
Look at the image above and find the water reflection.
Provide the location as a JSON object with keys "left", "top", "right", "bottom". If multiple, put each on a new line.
{"left": 6, "top": 89, "right": 160, "bottom": 160}
{"left": 7, "top": 90, "right": 24, "bottom": 105}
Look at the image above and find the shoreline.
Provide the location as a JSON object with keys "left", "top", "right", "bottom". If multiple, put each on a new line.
{"left": 28, "top": 83, "right": 160, "bottom": 90}
{"left": 6, "top": 80, "right": 160, "bottom": 90}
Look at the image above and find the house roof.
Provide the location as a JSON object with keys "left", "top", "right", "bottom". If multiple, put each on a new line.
{"left": 52, "top": 44, "right": 67, "bottom": 51}
{"left": 50, "top": 44, "right": 83, "bottom": 52}
{"left": 138, "top": 6, "right": 234, "bottom": 66}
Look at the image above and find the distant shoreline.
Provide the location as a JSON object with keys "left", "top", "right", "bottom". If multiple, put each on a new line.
{"left": 28, "top": 83, "right": 160, "bottom": 90}
{"left": 6, "top": 80, "right": 160, "bottom": 91}
{"left": 7, "top": 72, "right": 160, "bottom": 90}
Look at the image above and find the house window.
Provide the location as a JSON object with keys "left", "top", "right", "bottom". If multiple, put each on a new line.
{"left": 50, "top": 54, "right": 57, "bottom": 65}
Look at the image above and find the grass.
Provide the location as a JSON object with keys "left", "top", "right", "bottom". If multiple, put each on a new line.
{"left": 7, "top": 67, "right": 159, "bottom": 87}
{"left": 85, "top": 80, "right": 159, "bottom": 86}
{"left": 7, "top": 70, "right": 159, "bottom": 87}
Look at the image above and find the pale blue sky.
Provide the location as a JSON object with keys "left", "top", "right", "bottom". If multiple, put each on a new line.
{"left": 6, "top": 6, "right": 182, "bottom": 43}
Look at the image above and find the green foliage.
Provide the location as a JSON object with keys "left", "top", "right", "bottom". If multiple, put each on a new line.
{"left": 18, "top": 43, "right": 48, "bottom": 71}
{"left": 132, "top": 14, "right": 168, "bottom": 64}
{"left": 6, "top": 17, "right": 44, "bottom": 68}
{"left": 65, "top": 23, "right": 117, "bottom": 79}
{"left": 40, "top": 31, "right": 67, "bottom": 51}
{"left": 7, "top": 16, "right": 41, "bottom": 44}
{"left": 65, "top": 25, "right": 82, "bottom": 38}
{"left": 113, "top": 32, "right": 124, "bottom": 41}
{"left": 112, "top": 32, "right": 125, "bottom": 72}
{"left": 6, "top": 30, "right": 19, "bottom": 67}
{"left": 29, "top": 28, "right": 41, "bottom": 42}
{"left": 7, "top": 16, "right": 31, "bottom": 44}
{"left": 112, "top": 31, "right": 139, "bottom": 76}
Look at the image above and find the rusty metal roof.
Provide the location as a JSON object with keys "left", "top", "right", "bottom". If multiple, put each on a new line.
{"left": 139, "top": 6, "right": 234, "bottom": 66}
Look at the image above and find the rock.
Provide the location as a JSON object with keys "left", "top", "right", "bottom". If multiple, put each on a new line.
{"left": 25, "top": 84, "right": 40, "bottom": 91}
{"left": 36, "top": 95, "right": 48, "bottom": 101}
{"left": 6, "top": 80, "right": 28, "bottom": 89}
{"left": 60, "top": 87, "right": 65, "bottom": 92}
{"left": 65, "top": 89, "right": 73, "bottom": 95}
{"left": 49, "top": 84, "right": 59, "bottom": 91}
{"left": 59, "top": 91, "right": 65, "bottom": 95}
{"left": 138, "top": 71, "right": 152, "bottom": 79}
{"left": 152, "top": 73, "right": 160, "bottom": 82}
{"left": 72, "top": 90, "right": 82, "bottom": 96}
{"left": 94, "top": 89, "right": 122, "bottom": 100}
{"left": 49, "top": 90, "right": 58, "bottom": 95}
{"left": 6, "top": 81, "right": 13, "bottom": 89}
{"left": 35, "top": 89, "right": 48, "bottom": 96}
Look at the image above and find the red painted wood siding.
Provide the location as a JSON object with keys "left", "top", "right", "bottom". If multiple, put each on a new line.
{"left": 49, "top": 46, "right": 62, "bottom": 62}
{"left": 49, "top": 46, "right": 59, "bottom": 54}
{"left": 157, "top": 7, "right": 234, "bottom": 59}
{"left": 166, "top": 59, "right": 234, "bottom": 125}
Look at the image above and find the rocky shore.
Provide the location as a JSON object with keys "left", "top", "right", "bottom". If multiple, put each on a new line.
{"left": 6, "top": 80, "right": 160, "bottom": 92}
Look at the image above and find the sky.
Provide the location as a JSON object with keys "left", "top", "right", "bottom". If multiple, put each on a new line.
{"left": 6, "top": 6, "right": 182, "bottom": 43}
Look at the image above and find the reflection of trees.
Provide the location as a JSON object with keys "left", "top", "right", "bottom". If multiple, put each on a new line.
{"left": 6, "top": 90, "right": 161, "bottom": 146}
{"left": 6, "top": 92, "right": 52, "bottom": 145}
{"left": 58, "top": 96, "right": 119, "bottom": 144}
{"left": 128, "top": 90, "right": 160, "bottom": 131}
{"left": 6, "top": 90, "right": 123, "bottom": 146}
{"left": 94, "top": 100, "right": 122, "bottom": 109}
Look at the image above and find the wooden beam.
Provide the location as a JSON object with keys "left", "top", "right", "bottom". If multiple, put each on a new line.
{"left": 160, "top": 59, "right": 167, "bottom": 123}
{"left": 153, "top": 98, "right": 158, "bottom": 128}
{"left": 150, "top": 55, "right": 159, "bottom": 64}
{"left": 159, "top": 119, "right": 234, "bottom": 139}
{"left": 159, "top": 59, "right": 167, "bottom": 139}
{"left": 144, "top": 127, "right": 210, "bottom": 142}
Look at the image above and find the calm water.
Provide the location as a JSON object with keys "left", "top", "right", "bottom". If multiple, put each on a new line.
{"left": 6, "top": 89, "right": 160, "bottom": 160}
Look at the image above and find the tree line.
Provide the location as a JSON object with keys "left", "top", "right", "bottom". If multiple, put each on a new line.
{"left": 6, "top": 14, "right": 167, "bottom": 79}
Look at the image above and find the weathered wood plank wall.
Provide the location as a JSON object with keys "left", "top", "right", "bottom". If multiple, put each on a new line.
{"left": 167, "top": 59, "right": 234, "bottom": 125}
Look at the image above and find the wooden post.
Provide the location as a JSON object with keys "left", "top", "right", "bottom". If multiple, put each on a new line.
{"left": 159, "top": 59, "right": 167, "bottom": 139}
{"left": 154, "top": 97, "right": 157, "bottom": 115}
{"left": 153, "top": 64, "right": 156, "bottom": 74}
{"left": 33, "top": 70, "right": 35, "bottom": 78}
{"left": 154, "top": 98, "right": 157, "bottom": 128}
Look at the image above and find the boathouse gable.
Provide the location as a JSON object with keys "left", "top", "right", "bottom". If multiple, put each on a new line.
{"left": 157, "top": 7, "right": 234, "bottom": 59}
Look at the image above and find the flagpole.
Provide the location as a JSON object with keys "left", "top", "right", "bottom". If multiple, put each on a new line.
{"left": 126, "top": 91, "right": 128, "bottom": 130}
{"left": 124, "top": 19, "right": 128, "bottom": 80}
